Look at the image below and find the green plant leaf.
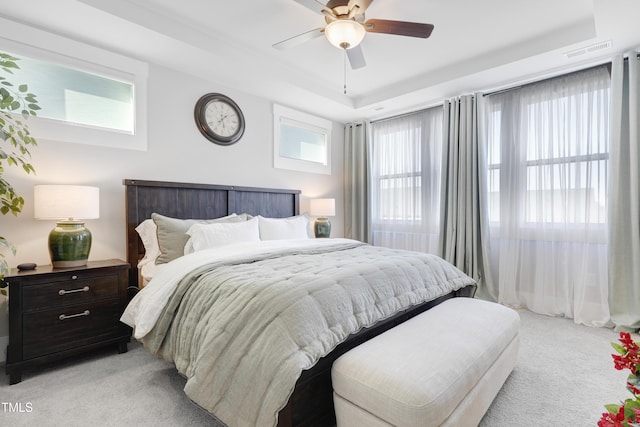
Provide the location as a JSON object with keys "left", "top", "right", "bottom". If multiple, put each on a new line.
{"left": 0, "top": 61, "right": 18, "bottom": 70}
{"left": 612, "top": 342, "right": 626, "bottom": 355}
{"left": 624, "top": 399, "right": 640, "bottom": 419}
{"left": 605, "top": 403, "right": 621, "bottom": 414}
{"left": 0, "top": 50, "right": 38, "bottom": 277}
{"left": 22, "top": 163, "right": 35, "bottom": 174}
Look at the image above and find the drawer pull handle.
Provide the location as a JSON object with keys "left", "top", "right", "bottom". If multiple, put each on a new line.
{"left": 71, "top": 275, "right": 78, "bottom": 280}
{"left": 59, "top": 286, "right": 90, "bottom": 296}
{"left": 59, "top": 310, "right": 90, "bottom": 321}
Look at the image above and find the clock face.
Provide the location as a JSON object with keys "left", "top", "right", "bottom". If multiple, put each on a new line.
{"left": 205, "top": 100, "right": 240, "bottom": 137}
{"left": 194, "top": 93, "right": 245, "bottom": 145}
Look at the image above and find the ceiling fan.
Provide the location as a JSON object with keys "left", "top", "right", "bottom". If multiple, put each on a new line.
{"left": 273, "top": 0, "right": 434, "bottom": 69}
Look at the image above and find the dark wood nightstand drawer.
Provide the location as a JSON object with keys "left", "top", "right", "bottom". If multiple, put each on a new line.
{"left": 22, "top": 299, "right": 122, "bottom": 359}
{"left": 22, "top": 275, "right": 119, "bottom": 310}
{"left": 5, "top": 259, "right": 131, "bottom": 384}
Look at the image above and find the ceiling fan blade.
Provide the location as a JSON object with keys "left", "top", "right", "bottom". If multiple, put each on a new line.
{"left": 273, "top": 28, "right": 325, "bottom": 50}
{"left": 346, "top": 45, "right": 366, "bottom": 69}
{"left": 294, "top": 0, "right": 329, "bottom": 15}
{"left": 364, "top": 19, "right": 434, "bottom": 38}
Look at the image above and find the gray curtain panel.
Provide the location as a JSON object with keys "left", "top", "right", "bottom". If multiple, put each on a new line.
{"left": 344, "top": 121, "right": 371, "bottom": 243}
{"left": 608, "top": 53, "right": 640, "bottom": 332}
{"left": 439, "top": 95, "right": 496, "bottom": 300}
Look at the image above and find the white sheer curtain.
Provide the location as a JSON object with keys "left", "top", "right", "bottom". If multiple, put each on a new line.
{"left": 484, "top": 65, "right": 612, "bottom": 326}
{"left": 369, "top": 108, "right": 443, "bottom": 253}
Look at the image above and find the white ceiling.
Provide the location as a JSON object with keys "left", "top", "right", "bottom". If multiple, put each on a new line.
{"left": 0, "top": 0, "right": 639, "bottom": 122}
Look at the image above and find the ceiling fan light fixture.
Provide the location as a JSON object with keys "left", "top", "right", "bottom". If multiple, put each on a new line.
{"left": 325, "top": 19, "right": 366, "bottom": 50}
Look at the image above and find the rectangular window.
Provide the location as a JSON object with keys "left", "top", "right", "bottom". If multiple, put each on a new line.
{"left": 8, "top": 54, "right": 134, "bottom": 134}
{"left": 485, "top": 65, "right": 611, "bottom": 240}
{"left": 273, "top": 104, "right": 332, "bottom": 175}
{"left": 370, "top": 107, "right": 443, "bottom": 253}
{"left": 0, "top": 20, "right": 148, "bottom": 150}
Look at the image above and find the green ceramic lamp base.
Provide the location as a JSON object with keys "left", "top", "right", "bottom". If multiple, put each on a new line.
{"left": 314, "top": 217, "right": 332, "bottom": 238}
{"left": 48, "top": 221, "right": 92, "bottom": 268}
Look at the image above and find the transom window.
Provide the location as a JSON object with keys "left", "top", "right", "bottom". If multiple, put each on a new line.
{"left": 8, "top": 54, "right": 135, "bottom": 134}
{"left": 0, "top": 21, "right": 148, "bottom": 151}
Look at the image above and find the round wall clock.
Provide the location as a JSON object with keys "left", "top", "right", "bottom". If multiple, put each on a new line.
{"left": 194, "top": 93, "right": 245, "bottom": 145}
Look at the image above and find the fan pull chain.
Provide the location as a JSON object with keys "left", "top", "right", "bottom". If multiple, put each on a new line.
{"left": 343, "top": 48, "right": 347, "bottom": 95}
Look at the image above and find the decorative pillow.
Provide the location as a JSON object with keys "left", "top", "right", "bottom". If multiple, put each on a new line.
{"left": 135, "top": 219, "right": 160, "bottom": 267}
{"left": 258, "top": 214, "right": 310, "bottom": 240}
{"left": 183, "top": 213, "right": 256, "bottom": 255}
{"left": 186, "top": 217, "right": 260, "bottom": 252}
{"left": 152, "top": 213, "right": 244, "bottom": 264}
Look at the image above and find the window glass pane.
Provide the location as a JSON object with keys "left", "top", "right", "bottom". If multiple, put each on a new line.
{"left": 488, "top": 169, "right": 500, "bottom": 223}
{"left": 487, "top": 108, "right": 502, "bottom": 166}
{"left": 377, "top": 131, "right": 422, "bottom": 175}
{"left": 377, "top": 177, "right": 422, "bottom": 221}
{"left": 525, "top": 160, "right": 607, "bottom": 224}
{"left": 524, "top": 92, "right": 609, "bottom": 162}
{"left": 8, "top": 53, "right": 134, "bottom": 133}
{"left": 279, "top": 123, "right": 327, "bottom": 165}
{"left": 273, "top": 104, "right": 332, "bottom": 175}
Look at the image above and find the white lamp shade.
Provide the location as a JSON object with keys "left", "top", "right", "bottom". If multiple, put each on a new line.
{"left": 34, "top": 185, "right": 100, "bottom": 220}
{"left": 325, "top": 20, "right": 366, "bottom": 49}
{"left": 310, "top": 198, "right": 336, "bottom": 217}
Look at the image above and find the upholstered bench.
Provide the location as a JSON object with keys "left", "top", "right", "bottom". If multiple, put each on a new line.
{"left": 331, "top": 297, "right": 519, "bottom": 427}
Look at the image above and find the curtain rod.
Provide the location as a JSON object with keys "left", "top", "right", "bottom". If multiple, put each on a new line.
{"left": 484, "top": 52, "right": 638, "bottom": 97}
{"left": 482, "top": 61, "right": 612, "bottom": 97}
{"left": 363, "top": 51, "right": 639, "bottom": 123}
{"left": 371, "top": 104, "right": 442, "bottom": 125}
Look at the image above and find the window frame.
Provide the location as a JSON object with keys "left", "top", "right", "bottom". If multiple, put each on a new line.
{"left": 485, "top": 68, "right": 611, "bottom": 242}
{"left": 273, "top": 104, "right": 332, "bottom": 175}
{"left": 370, "top": 107, "right": 443, "bottom": 231}
{"left": 0, "top": 19, "right": 148, "bottom": 151}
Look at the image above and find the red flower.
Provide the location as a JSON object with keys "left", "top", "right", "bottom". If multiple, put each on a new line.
{"left": 598, "top": 403, "right": 640, "bottom": 427}
{"left": 620, "top": 333, "right": 639, "bottom": 351}
{"left": 598, "top": 405, "right": 627, "bottom": 427}
{"left": 613, "top": 332, "right": 640, "bottom": 375}
{"left": 602, "top": 333, "right": 640, "bottom": 426}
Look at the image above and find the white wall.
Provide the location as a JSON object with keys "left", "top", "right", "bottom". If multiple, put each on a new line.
{"left": 0, "top": 54, "right": 345, "bottom": 362}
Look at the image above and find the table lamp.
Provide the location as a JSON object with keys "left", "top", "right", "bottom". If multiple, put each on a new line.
{"left": 310, "top": 198, "right": 335, "bottom": 238}
{"left": 34, "top": 185, "right": 100, "bottom": 268}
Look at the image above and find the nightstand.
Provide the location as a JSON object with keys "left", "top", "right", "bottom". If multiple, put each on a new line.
{"left": 3, "top": 259, "right": 131, "bottom": 384}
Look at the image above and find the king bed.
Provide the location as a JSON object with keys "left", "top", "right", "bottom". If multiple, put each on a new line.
{"left": 121, "top": 179, "right": 477, "bottom": 427}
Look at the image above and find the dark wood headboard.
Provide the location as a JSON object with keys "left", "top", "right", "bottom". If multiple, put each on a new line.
{"left": 123, "top": 179, "right": 301, "bottom": 286}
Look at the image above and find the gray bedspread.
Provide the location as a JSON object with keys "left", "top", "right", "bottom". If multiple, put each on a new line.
{"left": 141, "top": 240, "right": 476, "bottom": 427}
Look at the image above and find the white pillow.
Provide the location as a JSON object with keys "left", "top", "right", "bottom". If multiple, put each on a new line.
{"left": 186, "top": 217, "right": 260, "bottom": 252}
{"left": 135, "top": 219, "right": 160, "bottom": 267}
{"left": 258, "top": 214, "right": 310, "bottom": 240}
